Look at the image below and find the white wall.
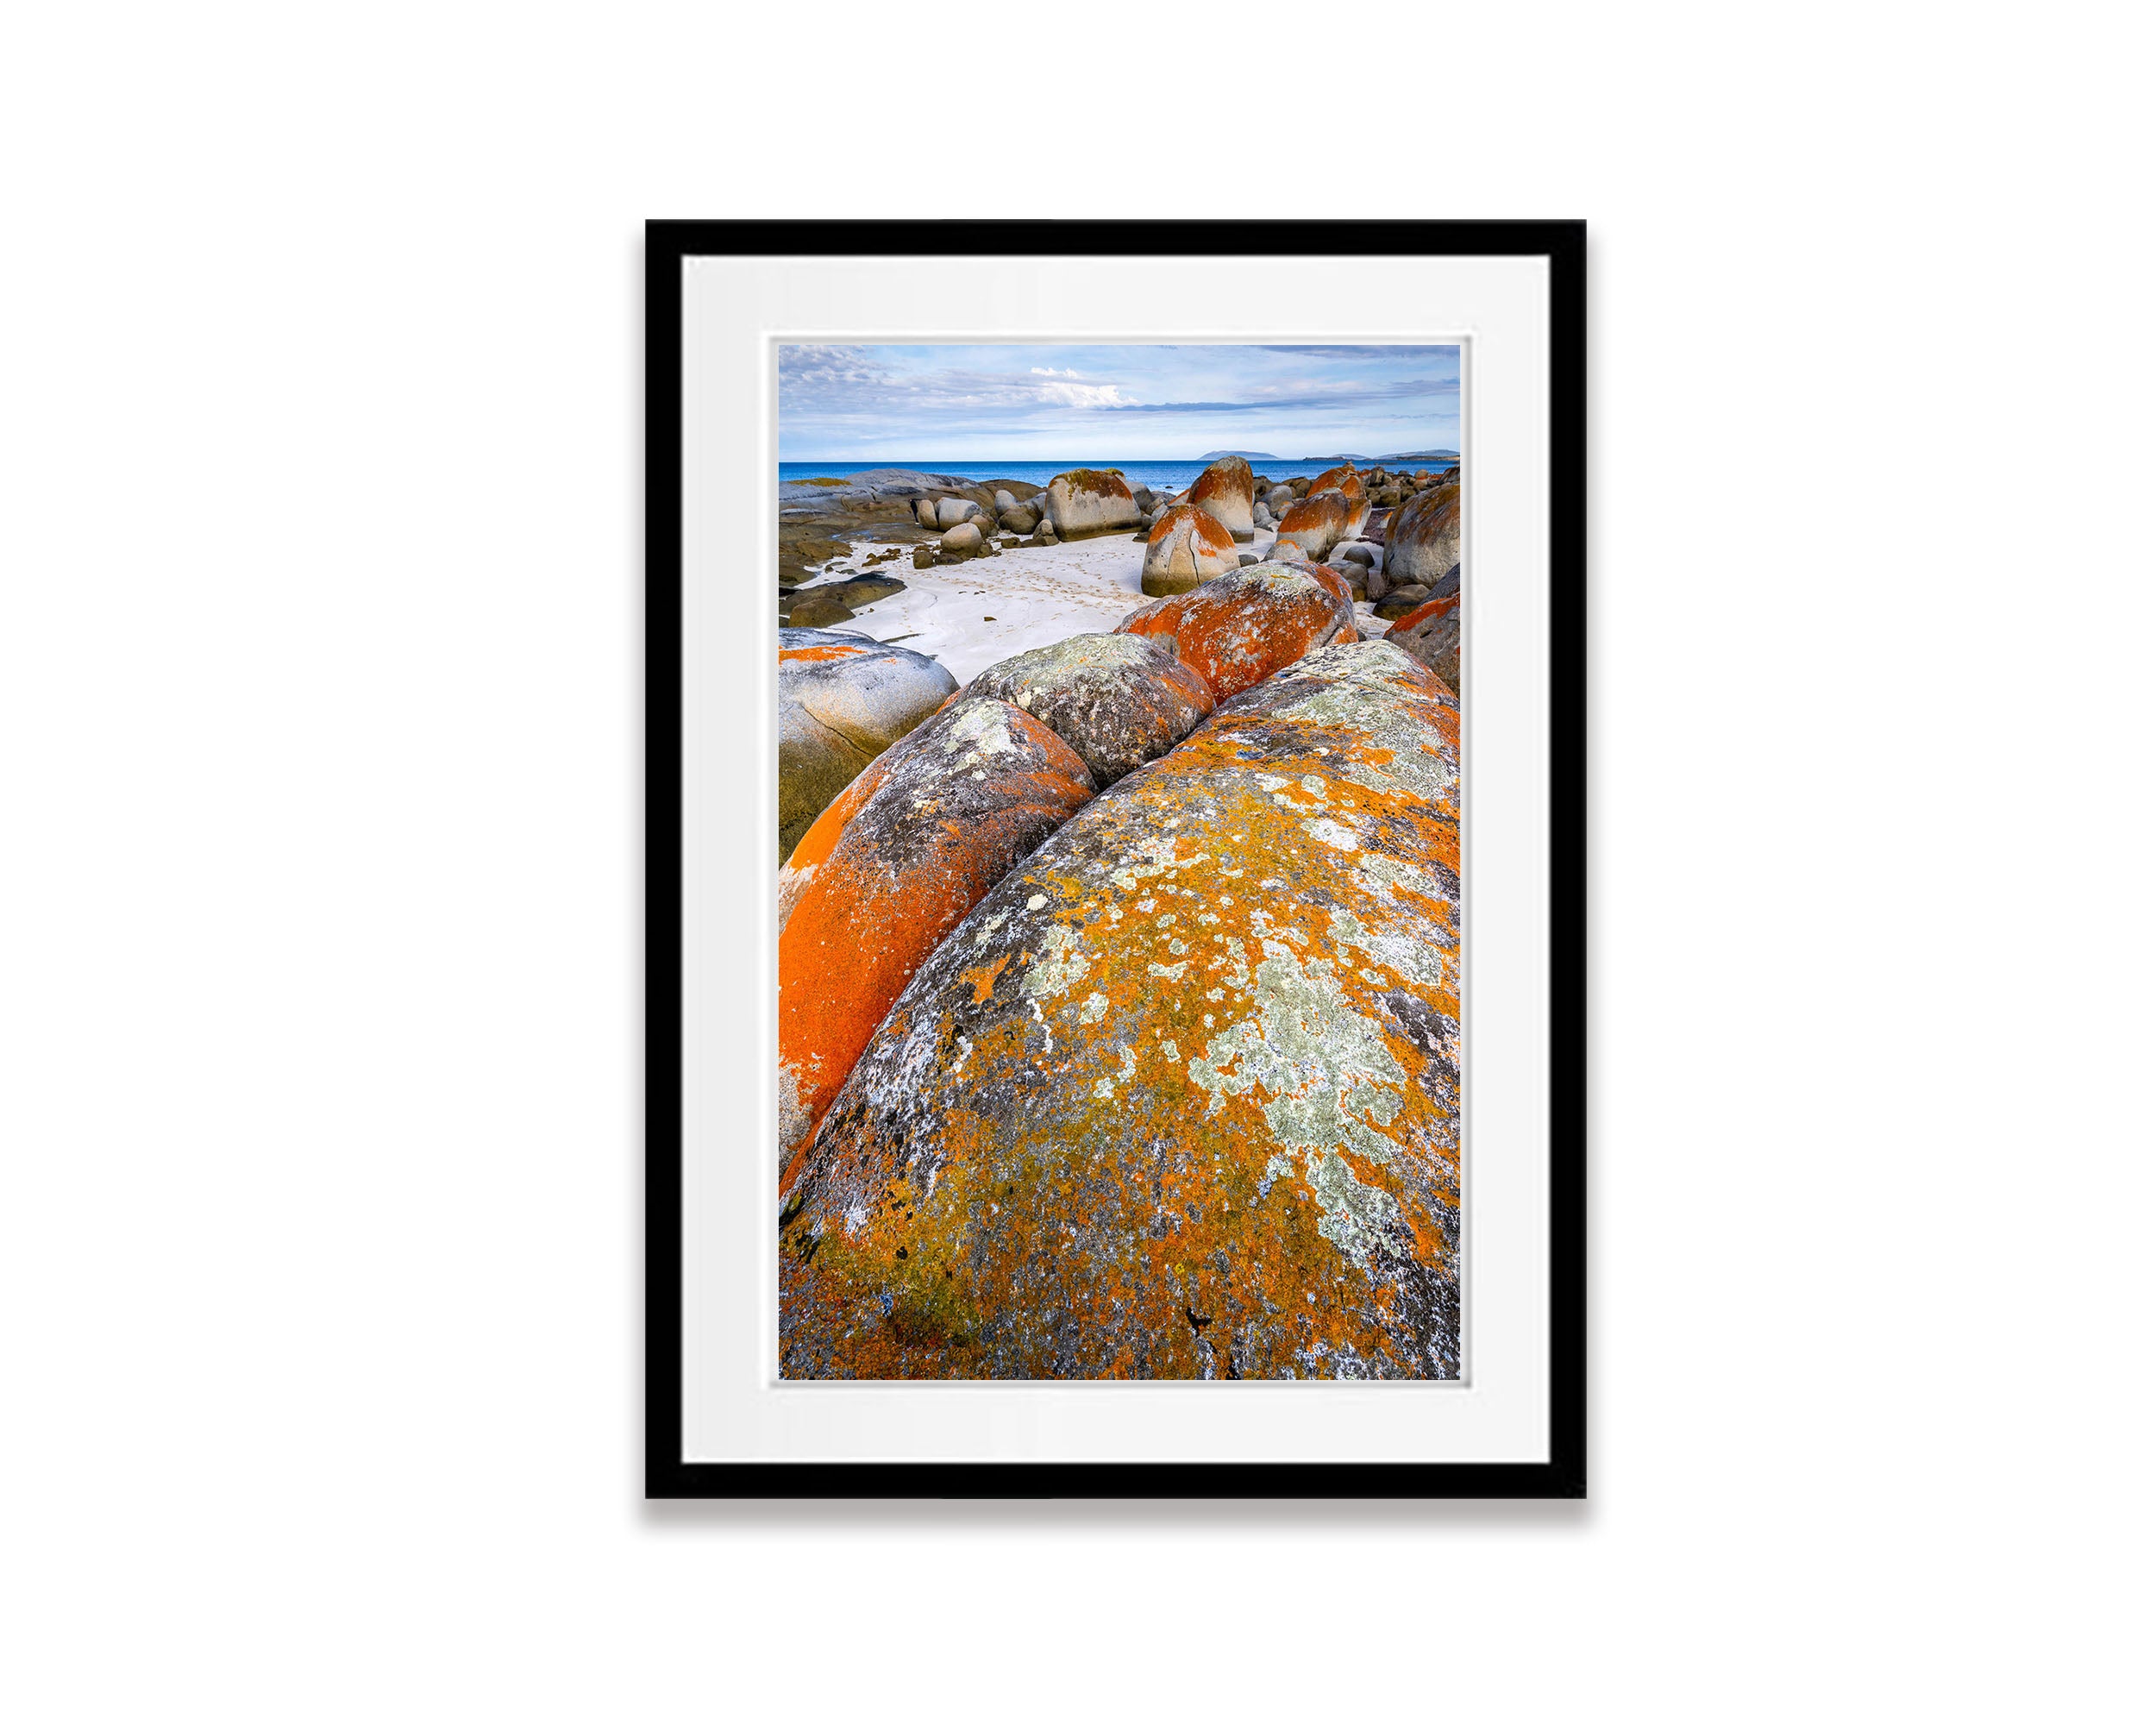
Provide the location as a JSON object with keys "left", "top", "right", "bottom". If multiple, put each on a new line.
{"left": 1, "top": 3, "right": 2147, "bottom": 1719}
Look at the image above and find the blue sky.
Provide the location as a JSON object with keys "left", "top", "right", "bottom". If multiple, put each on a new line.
{"left": 777, "top": 343, "right": 1461, "bottom": 461}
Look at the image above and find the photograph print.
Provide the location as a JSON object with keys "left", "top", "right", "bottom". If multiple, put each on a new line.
{"left": 774, "top": 342, "right": 1463, "bottom": 1380}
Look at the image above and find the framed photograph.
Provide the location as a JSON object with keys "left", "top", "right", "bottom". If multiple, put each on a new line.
{"left": 648, "top": 221, "right": 1584, "bottom": 1496}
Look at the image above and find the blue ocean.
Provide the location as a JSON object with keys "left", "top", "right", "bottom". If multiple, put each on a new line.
{"left": 779, "top": 455, "right": 1457, "bottom": 491}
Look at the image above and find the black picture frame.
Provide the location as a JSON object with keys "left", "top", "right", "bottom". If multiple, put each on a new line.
{"left": 646, "top": 220, "right": 1586, "bottom": 1498}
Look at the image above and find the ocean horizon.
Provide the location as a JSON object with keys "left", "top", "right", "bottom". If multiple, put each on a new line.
{"left": 779, "top": 455, "right": 1457, "bottom": 491}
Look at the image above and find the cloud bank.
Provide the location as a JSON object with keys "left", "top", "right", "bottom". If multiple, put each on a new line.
{"left": 776, "top": 343, "right": 1462, "bottom": 460}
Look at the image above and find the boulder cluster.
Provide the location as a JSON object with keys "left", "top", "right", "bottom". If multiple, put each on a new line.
{"left": 776, "top": 455, "right": 1461, "bottom": 636}
{"left": 774, "top": 512, "right": 1469, "bottom": 1380}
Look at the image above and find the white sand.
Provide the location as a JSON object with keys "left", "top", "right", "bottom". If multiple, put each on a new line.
{"left": 809, "top": 530, "right": 1384, "bottom": 685}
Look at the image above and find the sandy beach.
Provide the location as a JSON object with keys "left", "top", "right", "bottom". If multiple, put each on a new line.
{"left": 797, "top": 525, "right": 1382, "bottom": 684}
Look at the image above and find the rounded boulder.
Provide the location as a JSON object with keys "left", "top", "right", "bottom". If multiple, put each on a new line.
{"left": 935, "top": 496, "right": 979, "bottom": 529}
{"left": 1044, "top": 468, "right": 1144, "bottom": 540}
{"left": 1115, "top": 562, "right": 1357, "bottom": 703}
{"left": 776, "top": 696, "right": 1096, "bottom": 1176}
{"left": 1307, "top": 463, "right": 1370, "bottom": 535}
{"left": 779, "top": 643, "right": 1463, "bottom": 1380}
{"left": 1384, "top": 592, "right": 1460, "bottom": 692}
{"left": 785, "top": 589, "right": 855, "bottom": 629}
{"left": 1271, "top": 490, "right": 1353, "bottom": 561}
{"left": 1140, "top": 504, "right": 1242, "bottom": 597}
{"left": 1385, "top": 485, "right": 1460, "bottom": 589}
{"left": 1188, "top": 455, "right": 1257, "bottom": 541}
{"left": 963, "top": 632, "right": 1214, "bottom": 787}
{"left": 941, "top": 521, "right": 985, "bottom": 557}
{"left": 778, "top": 630, "right": 959, "bottom": 864}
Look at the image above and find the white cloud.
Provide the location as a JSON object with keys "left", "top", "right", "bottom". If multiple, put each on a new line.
{"left": 1031, "top": 379, "right": 1131, "bottom": 410}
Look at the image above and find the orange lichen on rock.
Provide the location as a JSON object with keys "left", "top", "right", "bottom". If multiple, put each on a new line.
{"left": 779, "top": 642, "right": 1463, "bottom": 1380}
{"left": 1114, "top": 563, "right": 1357, "bottom": 702}
{"left": 776, "top": 696, "right": 1095, "bottom": 1176}
{"left": 1308, "top": 462, "right": 1368, "bottom": 505}
{"left": 1272, "top": 489, "right": 1353, "bottom": 559}
{"left": 1303, "top": 562, "right": 1357, "bottom": 606}
{"left": 1188, "top": 455, "right": 1257, "bottom": 541}
{"left": 1140, "top": 504, "right": 1241, "bottom": 597}
{"left": 1384, "top": 593, "right": 1461, "bottom": 692}
{"left": 1308, "top": 463, "right": 1370, "bottom": 533}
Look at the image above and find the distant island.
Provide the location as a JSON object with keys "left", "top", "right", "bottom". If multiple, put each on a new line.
{"left": 1198, "top": 448, "right": 1280, "bottom": 460}
{"left": 1295, "top": 449, "right": 1458, "bottom": 463}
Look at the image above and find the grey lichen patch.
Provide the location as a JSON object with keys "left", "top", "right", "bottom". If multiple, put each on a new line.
{"left": 1326, "top": 904, "right": 1452, "bottom": 990}
{"left": 1022, "top": 923, "right": 1090, "bottom": 999}
{"left": 939, "top": 698, "right": 1026, "bottom": 768}
{"left": 1107, "top": 831, "right": 1208, "bottom": 894}
{"left": 1310, "top": 1148, "right": 1404, "bottom": 1267}
{"left": 1187, "top": 944, "right": 1408, "bottom": 1177}
{"left": 1091, "top": 1041, "right": 1139, "bottom": 1101}
{"left": 975, "top": 631, "right": 1171, "bottom": 685}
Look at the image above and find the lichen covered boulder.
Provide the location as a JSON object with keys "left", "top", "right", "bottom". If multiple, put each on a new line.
{"left": 1384, "top": 484, "right": 1460, "bottom": 588}
{"left": 1385, "top": 593, "right": 1460, "bottom": 691}
{"left": 1115, "top": 562, "right": 1356, "bottom": 702}
{"left": 778, "top": 630, "right": 958, "bottom": 862}
{"left": 1188, "top": 455, "right": 1257, "bottom": 541}
{"left": 777, "top": 696, "right": 1096, "bottom": 1173}
{"left": 963, "top": 632, "right": 1214, "bottom": 787}
{"left": 1273, "top": 489, "right": 1352, "bottom": 560}
{"left": 1043, "top": 468, "right": 1143, "bottom": 540}
{"left": 780, "top": 643, "right": 1463, "bottom": 1379}
{"left": 1307, "top": 462, "right": 1369, "bottom": 531}
{"left": 1139, "top": 504, "right": 1241, "bottom": 597}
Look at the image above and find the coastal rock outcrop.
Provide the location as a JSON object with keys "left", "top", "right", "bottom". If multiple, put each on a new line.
{"left": 1044, "top": 468, "right": 1143, "bottom": 540}
{"left": 1384, "top": 593, "right": 1460, "bottom": 692}
{"left": 777, "top": 630, "right": 958, "bottom": 863}
{"left": 779, "top": 643, "right": 1463, "bottom": 1380}
{"left": 785, "top": 589, "right": 855, "bottom": 629}
{"left": 1140, "top": 504, "right": 1242, "bottom": 597}
{"left": 1383, "top": 485, "right": 1460, "bottom": 590}
{"left": 1188, "top": 456, "right": 1257, "bottom": 541}
{"left": 1115, "top": 562, "right": 1356, "bottom": 702}
{"left": 776, "top": 696, "right": 1096, "bottom": 1173}
{"left": 1272, "top": 490, "right": 1353, "bottom": 560}
{"left": 963, "top": 633, "right": 1214, "bottom": 787}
